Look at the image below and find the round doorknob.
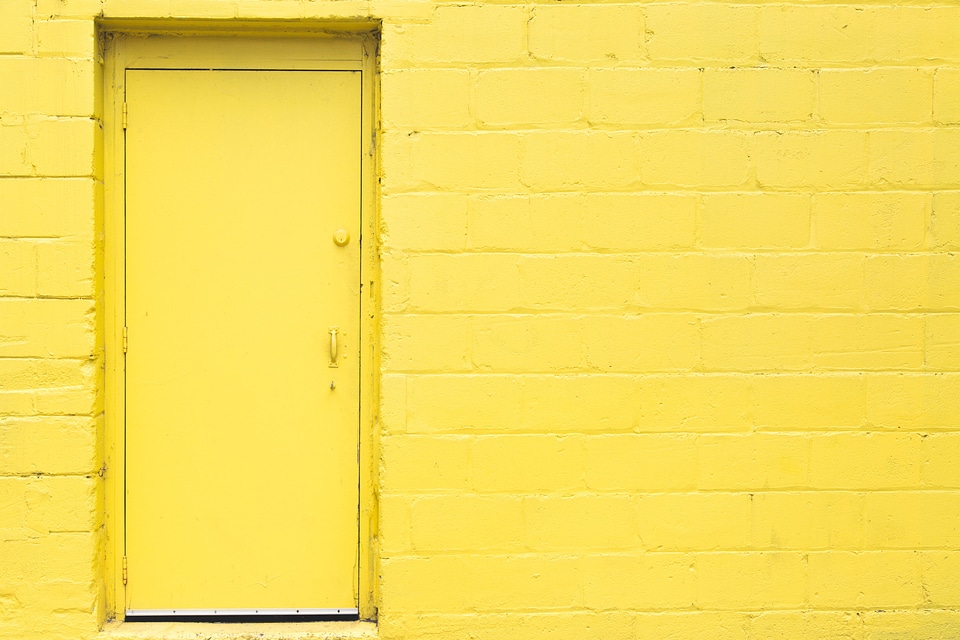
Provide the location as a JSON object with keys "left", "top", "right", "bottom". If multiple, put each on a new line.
{"left": 333, "top": 229, "right": 350, "bottom": 246}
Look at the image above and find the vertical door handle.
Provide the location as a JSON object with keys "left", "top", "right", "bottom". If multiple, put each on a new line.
{"left": 329, "top": 327, "right": 339, "bottom": 367}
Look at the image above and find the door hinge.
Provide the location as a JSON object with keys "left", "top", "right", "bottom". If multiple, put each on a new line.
{"left": 122, "top": 102, "right": 128, "bottom": 129}
{"left": 122, "top": 326, "right": 128, "bottom": 354}
{"left": 122, "top": 556, "right": 128, "bottom": 585}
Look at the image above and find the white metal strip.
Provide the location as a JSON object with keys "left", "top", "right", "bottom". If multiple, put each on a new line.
{"left": 125, "top": 608, "right": 359, "bottom": 616}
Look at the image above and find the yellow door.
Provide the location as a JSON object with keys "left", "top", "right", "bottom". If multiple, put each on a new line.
{"left": 124, "top": 69, "right": 361, "bottom": 615}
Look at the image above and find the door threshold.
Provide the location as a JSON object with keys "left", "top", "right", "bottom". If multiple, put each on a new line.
{"left": 99, "top": 619, "right": 376, "bottom": 640}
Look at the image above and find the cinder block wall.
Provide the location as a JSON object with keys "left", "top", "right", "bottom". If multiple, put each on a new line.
{"left": 1, "top": 1, "right": 102, "bottom": 638}
{"left": 3, "top": 1, "right": 960, "bottom": 639}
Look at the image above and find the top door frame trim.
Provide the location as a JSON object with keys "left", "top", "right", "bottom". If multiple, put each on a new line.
{"left": 101, "top": 30, "right": 380, "bottom": 623}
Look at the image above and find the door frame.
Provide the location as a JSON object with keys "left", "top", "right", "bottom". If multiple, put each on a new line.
{"left": 102, "top": 28, "right": 380, "bottom": 622}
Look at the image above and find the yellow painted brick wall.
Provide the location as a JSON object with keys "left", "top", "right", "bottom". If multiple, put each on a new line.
{"left": 3, "top": 0, "right": 960, "bottom": 639}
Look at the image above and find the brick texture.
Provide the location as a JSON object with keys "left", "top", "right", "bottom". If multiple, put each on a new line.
{"left": 2, "top": 1, "right": 959, "bottom": 639}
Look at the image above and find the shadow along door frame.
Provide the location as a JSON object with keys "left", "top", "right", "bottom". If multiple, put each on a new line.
{"left": 102, "top": 28, "right": 379, "bottom": 622}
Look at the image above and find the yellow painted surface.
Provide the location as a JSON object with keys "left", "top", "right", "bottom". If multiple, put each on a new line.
{"left": 98, "top": 620, "right": 377, "bottom": 640}
{"left": 2, "top": 2, "right": 960, "bottom": 640}
{"left": 124, "top": 69, "right": 361, "bottom": 611}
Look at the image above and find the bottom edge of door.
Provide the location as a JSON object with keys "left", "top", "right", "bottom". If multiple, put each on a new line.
{"left": 126, "top": 608, "right": 359, "bottom": 616}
